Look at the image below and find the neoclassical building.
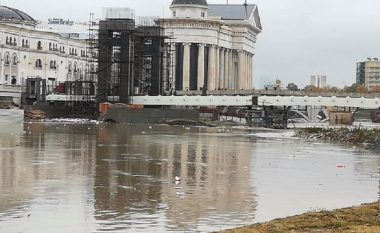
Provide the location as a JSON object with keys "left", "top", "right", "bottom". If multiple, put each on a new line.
{"left": 157, "top": 0, "right": 262, "bottom": 92}
{"left": 0, "top": 6, "right": 88, "bottom": 104}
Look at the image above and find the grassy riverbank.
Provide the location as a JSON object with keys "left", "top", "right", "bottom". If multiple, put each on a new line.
{"left": 219, "top": 201, "right": 380, "bottom": 233}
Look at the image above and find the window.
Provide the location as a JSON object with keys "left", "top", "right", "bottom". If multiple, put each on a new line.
{"left": 37, "top": 41, "right": 42, "bottom": 50}
{"left": 4, "top": 55, "right": 10, "bottom": 65}
{"left": 173, "top": 11, "right": 176, "bottom": 17}
{"left": 201, "top": 12, "right": 205, "bottom": 18}
{"left": 5, "top": 75, "right": 8, "bottom": 83}
{"left": 22, "top": 39, "right": 25, "bottom": 47}
{"left": 50, "top": 60, "right": 57, "bottom": 69}
{"left": 13, "top": 38, "right": 16, "bottom": 46}
{"left": 35, "top": 59, "right": 42, "bottom": 68}
{"left": 12, "top": 56, "right": 17, "bottom": 65}
{"left": 49, "top": 43, "right": 52, "bottom": 50}
{"left": 5, "top": 36, "right": 9, "bottom": 45}
{"left": 113, "top": 31, "right": 121, "bottom": 38}
{"left": 11, "top": 76, "right": 17, "bottom": 85}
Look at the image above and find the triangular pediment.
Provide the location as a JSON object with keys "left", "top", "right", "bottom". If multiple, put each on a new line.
{"left": 249, "top": 6, "right": 262, "bottom": 31}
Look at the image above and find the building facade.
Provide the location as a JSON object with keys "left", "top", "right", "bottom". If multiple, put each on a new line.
{"left": 310, "top": 75, "right": 327, "bottom": 89}
{"left": 157, "top": 0, "right": 262, "bottom": 92}
{"left": 357, "top": 59, "right": 380, "bottom": 90}
{"left": 0, "top": 6, "right": 88, "bottom": 104}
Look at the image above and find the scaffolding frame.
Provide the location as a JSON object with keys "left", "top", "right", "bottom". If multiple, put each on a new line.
{"left": 97, "top": 17, "right": 172, "bottom": 104}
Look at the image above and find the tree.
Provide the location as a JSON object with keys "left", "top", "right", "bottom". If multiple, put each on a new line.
{"left": 342, "top": 84, "right": 357, "bottom": 93}
{"left": 304, "top": 85, "right": 318, "bottom": 92}
{"left": 287, "top": 83, "right": 299, "bottom": 91}
{"left": 371, "top": 85, "right": 380, "bottom": 93}
{"left": 357, "top": 84, "right": 368, "bottom": 93}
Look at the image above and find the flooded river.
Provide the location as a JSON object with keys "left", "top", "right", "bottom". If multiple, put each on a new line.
{"left": 0, "top": 122, "right": 379, "bottom": 233}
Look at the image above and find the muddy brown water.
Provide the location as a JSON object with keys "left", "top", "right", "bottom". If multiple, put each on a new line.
{"left": 0, "top": 122, "right": 379, "bottom": 233}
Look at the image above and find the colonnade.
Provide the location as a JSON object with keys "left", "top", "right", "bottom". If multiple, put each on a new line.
{"left": 173, "top": 43, "right": 253, "bottom": 91}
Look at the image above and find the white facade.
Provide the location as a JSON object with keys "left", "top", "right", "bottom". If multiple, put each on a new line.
{"left": 157, "top": 1, "right": 262, "bottom": 92}
{"left": 310, "top": 75, "right": 327, "bottom": 88}
{"left": 0, "top": 6, "right": 88, "bottom": 104}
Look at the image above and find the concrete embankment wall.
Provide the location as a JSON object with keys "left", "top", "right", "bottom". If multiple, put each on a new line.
{"left": 29, "top": 104, "right": 97, "bottom": 119}
{"left": 103, "top": 108, "right": 199, "bottom": 124}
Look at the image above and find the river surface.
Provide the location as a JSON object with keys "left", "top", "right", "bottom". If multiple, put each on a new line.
{"left": 0, "top": 122, "right": 379, "bottom": 233}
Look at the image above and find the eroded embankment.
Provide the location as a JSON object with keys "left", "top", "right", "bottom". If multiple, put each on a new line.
{"left": 295, "top": 127, "right": 380, "bottom": 150}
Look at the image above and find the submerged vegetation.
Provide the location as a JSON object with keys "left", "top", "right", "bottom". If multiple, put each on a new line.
{"left": 219, "top": 201, "right": 380, "bottom": 233}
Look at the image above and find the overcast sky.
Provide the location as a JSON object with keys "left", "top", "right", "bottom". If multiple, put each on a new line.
{"left": 3, "top": 0, "right": 380, "bottom": 88}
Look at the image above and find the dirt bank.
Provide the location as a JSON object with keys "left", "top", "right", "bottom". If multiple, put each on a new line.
{"left": 219, "top": 201, "right": 380, "bottom": 233}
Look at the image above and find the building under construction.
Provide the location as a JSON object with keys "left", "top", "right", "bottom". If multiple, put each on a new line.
{"left": 97, "top": 9, "right": 169, "bottom": 104}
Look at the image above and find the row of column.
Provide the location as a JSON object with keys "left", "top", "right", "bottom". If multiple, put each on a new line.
{"left": 173, "top": 43, "right": 253, "bottom": 91}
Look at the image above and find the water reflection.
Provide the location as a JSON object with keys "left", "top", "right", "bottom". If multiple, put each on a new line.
{"left": 0, "top": 123, "right": 379, "bottom": 233}
{"left": 94, "top": 124, "right": 256, "bottom": 232}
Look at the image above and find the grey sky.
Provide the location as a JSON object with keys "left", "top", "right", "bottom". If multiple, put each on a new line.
{"left": 2, "top": 0, "right": 380, "bottom": 88}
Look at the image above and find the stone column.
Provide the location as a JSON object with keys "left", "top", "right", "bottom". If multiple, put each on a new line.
{"left": 242, "top": 52, "right": 246, "bottom": 90}
{"left": 183, "top": 43, "right": 191, "bottom": 91}
{"left": 171, "top": 43, "right": 176, "bottom": 92}
{"left": 207, "top": 45, "right": 215, "bottom": 91}
{"left": 197, "top": 44, "right": 205, "bottom": 91}
{"left": 224, "top": 49, "right": 229, "bottom": 90}
{"left": 219, "top": 48, "right": 225, "bottom": 90}
{"left": 215, "top": 46, "right": 220, "bottom": 90}
{"left": 246, "top": 54, "right": 249, "bottom": 90}
{"left": 249, "top": 54, "right": 253, "bottom": 90}
{"left": 228, "top": 50, "right": 233, "bottom": 90}
{"left": 0, "top": 60, "right": 4, "bottom": 85}
{"left": 237, "top": 50, "right": 244, "bottom": 90}
{"left": 245, "top": 53, "right": 249, "bottom": 90}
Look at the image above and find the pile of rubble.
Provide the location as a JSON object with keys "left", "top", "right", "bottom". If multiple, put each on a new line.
{"left": 25, "top": 109, "right": 47, "bottom": 120}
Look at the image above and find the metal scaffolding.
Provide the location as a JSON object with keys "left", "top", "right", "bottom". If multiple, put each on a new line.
{"left": 97, "top": 16, "right": 171, "bottom": 104}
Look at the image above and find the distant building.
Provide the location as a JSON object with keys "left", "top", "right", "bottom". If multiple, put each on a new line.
{"left": 157, "top": 0, "right": 262, "bottom": 92}
{"left": 310, "top": 75, "right": 327, "bottom": 88}
{"left": 264, "top": 79, "right": 283, "bottom": 91}
{"left": 356, "top": 59, "right": 380, "bottom": 90}
{"left": 0, "top": 5, "right": 88, "bottom": 104}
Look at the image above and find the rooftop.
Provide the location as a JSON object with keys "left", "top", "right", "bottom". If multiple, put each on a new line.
{"left": 0, "top": 5, "right": 36, "bottom": 25}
